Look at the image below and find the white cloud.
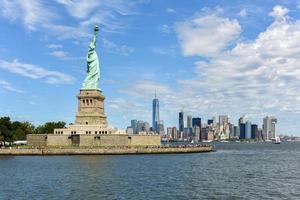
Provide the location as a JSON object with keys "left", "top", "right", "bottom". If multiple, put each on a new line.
{"left": 166, "top": 8, "right": 175, "bottom": 13}
{"left": 56, "top": 0, "right": 140, "bottom": 33}
{"left": 102, "top": 39, "right": 134, "bottom": 56}
{"left": 0, "top": 0, "right": 141, "bottom": 40}
{"left": 159, "top": 24, "right": 173, "bottom": 33}
{"left": 47, "top": 44, "right": 63, "bottom": 49}
{"left": 29, "top": 101, "right": 36, "bottom": 105}
{"left": 175, "top": 12, "right": 242, "bottom": 57}
{"left": 116, "top": 5, "right": 300, "bottom": 132}
{"left": 55, "top": 0, "right": 102, "bottom": 19}
{"left": 269, "top": 5, "right": 289, "bottom": 19}
{"left": 120, "top": 80, "right": 172, "bottom": 99}
{"left": 50, "top": 50, "right": 69, "bottom": 58}
{"left": 0, "top": 80, "right": 23, "bottom": 94}
{"left": 239, "top": 9, "right": 248, "bottom": 17}
{"left": 44, "top": 24, "right": 90, "bottom": 40}
{"left": 0, "top": 59, "right": 73, "bottom": 85}
{"left": 0, "top": 0, "right": 55, "bottom": 31}
{"left": 174, "top": 5, "right": 300, "bottom": 118}
{"left": 152, "top": 47, "right": 176, "bottom": 55}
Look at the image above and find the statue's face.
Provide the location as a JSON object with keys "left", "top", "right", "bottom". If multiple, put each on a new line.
{"left": 95, "top": 25, "right": 99, "bottom": 32}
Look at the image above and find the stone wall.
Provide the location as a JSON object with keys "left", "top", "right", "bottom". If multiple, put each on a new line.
{"left": 27, "top": 134, "right": 161, "bottom": 147}
{"left": 79, "top": 134, "right": 161, "bottom": 147}
{"left": 27, "top": 134, "right": 72, "bottom": 147}
{"left": 47, "top": 135, "right": 72, "bottom": 146}
{"left": 80, "top": 135, "right": 127, "bottom": 147}
{"left": 129, "top": 135, "right": 161, "bottom": 146}
{"left": 27, "top": 134, "right": 48, "bottom": 147}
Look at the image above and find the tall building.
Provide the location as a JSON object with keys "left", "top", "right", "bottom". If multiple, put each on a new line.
{"left": 137, "top": 120, "right": 144, "bottom": 133}
{"left": 239, "top": 116, "right": 245, "bottom": 125}
{"left": 143, "top": 122, "right": 150, "bottom": 132}
{"left": 234, "top": 126, "right": 240, "bottom": 138}
{"left": 245, "top": 121, "right": 252, "bottom": 139}
{"left": 207, "top": 119, "right": 213, "bottom": 125}
{"left": 184, "top": 127, "right": 193, "bottom": 139}
{"left": 219, "top": 115, "right": 229, "bottom": 127}
{"left": 212, "top": 116, "right": 217, "bottom": 126}
{"left": 129, "top": 120, "right": 151, "bottom": 134}
{"left": 167, "top": 127, "right": 177, "bottom": 140}
{"left": 131, "top": 120, "right": 138, "bottom": 134}
{"left": 229, "top": 123, "right": 235, "bottom": 138}
{"left": 194, "top": 126, "right": 201, "bottom": 142}
{"left": 263, "top": 116, "right": 277, "bottom": 140}
{"left": 251, "top": 124, "right": 258, "bottom": 139}
{"left": 201, "top": 127, "right": 209, "bottom": 141}
{"left": 219, "top": 115, "right": 229, "bottom": 139}
{"left": 239, "top": 123, "right": 246, "bottom": 139}
{"left": 187, "top": 115, "right": 192, "bottom": 128}
{"left": 179, "top": 111, "right": 184, "bottom": 132}
{"left": 192, "top": 118, "right": 201, "bottom": 128}
{"left": 152, "top": 93, "right": 160, "bottom": 133}
{"left": 158, "top": 120, "right": 165, "bottom": 135}
{"left": 257, "top": 128, "right": 263, "bottom": 139}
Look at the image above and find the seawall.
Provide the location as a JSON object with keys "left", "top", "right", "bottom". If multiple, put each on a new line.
{"left": 0, "top": 146, "right": 214, "bottom": 156}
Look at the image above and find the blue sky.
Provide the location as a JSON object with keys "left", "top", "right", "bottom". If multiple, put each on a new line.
{"left": 1, "top": 0, "right": 300, "bottom": 135}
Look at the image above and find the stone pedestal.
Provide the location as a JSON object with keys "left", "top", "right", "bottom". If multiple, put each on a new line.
{"left": 75, "top": 89, "right": 107, "bottom": 125}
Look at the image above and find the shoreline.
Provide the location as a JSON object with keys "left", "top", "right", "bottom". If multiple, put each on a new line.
{"left": 0, "top": 145, "right": 214, "bottom": 156}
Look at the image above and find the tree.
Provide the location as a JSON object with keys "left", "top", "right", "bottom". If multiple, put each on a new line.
{"left": 0, "top": 117, "right": 13, "bottom": 144}
{"left": 0, "top": 117, "right": 36, "bottom": 144}
{"left": 35, "top": 121, "right": 66, "bottom": 134}
{"left": 11, "top": 121, "right": 35, "bottom": 141}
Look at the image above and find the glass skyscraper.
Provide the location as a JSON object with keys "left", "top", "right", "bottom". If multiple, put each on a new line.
{"left": 245, "top": 121, "right": 252, "bottom": 139}
{"left": 192, "top": 118, "right": 201, "bottom": 128}
{"left": 239, "top": 123, "right": 246, "bottom": 139}
{"left": 251, "top": 124, "right": 258, "bottom": 139}
{"left": 179, "top": 111, "right": 184, "bottom": 132}
{"left": 152, "top": 94, "right": 160, "bottom": 133}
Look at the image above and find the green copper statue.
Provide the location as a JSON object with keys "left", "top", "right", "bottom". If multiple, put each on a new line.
{"left": 81, "top": 25, "right": 100, "bottom": 90}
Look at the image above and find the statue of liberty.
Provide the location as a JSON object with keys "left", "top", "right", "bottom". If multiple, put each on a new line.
{"left": 81, "top": 25, "right": 101, "bottom": 90}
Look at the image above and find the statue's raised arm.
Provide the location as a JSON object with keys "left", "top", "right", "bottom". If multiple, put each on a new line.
{"left": 87, "top": 25, "right": 99, "bottom": 73}
{"left": 81, "top": 25, "right": 101, "bottom": 91}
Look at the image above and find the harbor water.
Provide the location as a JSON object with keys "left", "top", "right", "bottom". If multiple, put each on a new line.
{"left": 0, "top": 142, "right": 299, "bottom": 199}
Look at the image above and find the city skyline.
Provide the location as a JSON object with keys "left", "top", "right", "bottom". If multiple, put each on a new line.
{"left": 1, "top": 1, "right": 300, "bottom": 135}
{"left": 126, "top": 92, "right": 278, "bottom": 141}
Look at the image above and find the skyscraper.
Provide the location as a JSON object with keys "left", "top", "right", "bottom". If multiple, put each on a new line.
{"left": 219, "top": 115, "right": 229, "bottom": 126}
{"left": 192, "top": 118, "right": 201, "bottom": 128}
{"left": 212, "top": 116, "right": 217, "bottom": 126}
{"left": 239, "top": 116, "right": 245, "bottom": 125}
{"left": 239, "top": 123, "right": 246, "bottom": 139}
{"left": 187, "top": 115, "right": 192, "bottom": 128}
{"left": 167, "top": 127, "right": 177, "bottom": 139}
{"left": 158, "top": 120, "right": 165, "bottom": 135}
{"left": 219, "top": 115, "right": 229, "bottom": 139}
{"left": 245, "top": 121, "right": 252, "bottom": 139}
{"left": 263, "top": 116, "right": 277, "bottom": 140}
{"left": 179, "top": 111, "right": 184, "bottom": 132}
{"left": 152, "top": 93, "right": 160, "bottom": 133}
{"left": 207, "top": 119, "right": 213, "bottom": 125}
{"left": 131, "top": 120, "right": 138, "bottom": 134}
{"left": 251, "top": 124, "right": 258, "bottom": 139}
{"left": 234, "top": 126, "right": 240, "bottom": 138}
